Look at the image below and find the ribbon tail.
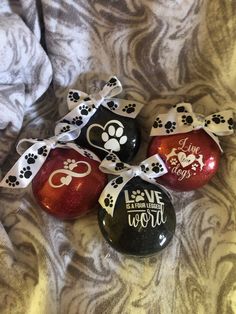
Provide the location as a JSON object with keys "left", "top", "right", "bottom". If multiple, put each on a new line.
{"left": 99, "top": 153, "right": 130, "bottom": 174}
{"left": 0, "top": 142, "right": 50, "bottom": 189}
{"left": 99, "top": 172, "right": 132, "bottom": 217}
{"left": 67, "top": 89, "right": 90, "bottom": 111}
{"left": 102, "top": 98, "right": 144, "bottom": 118}
{"left": 55, "top": 103, "right": 97, "bottom": 136}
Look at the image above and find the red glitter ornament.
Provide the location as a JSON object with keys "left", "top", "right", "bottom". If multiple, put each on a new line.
{"left": 32, "top": 148, "right": 107, "bottom": 220}
{"left": 147, "top": 129, "right": 221, "bottom": 191}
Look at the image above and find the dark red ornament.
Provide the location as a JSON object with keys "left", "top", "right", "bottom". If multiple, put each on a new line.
{"left": 147, "top": 129, "right": 221, "bottom": 191}
{"left": 32, "top": 148, "right": 107, "bottom": 220}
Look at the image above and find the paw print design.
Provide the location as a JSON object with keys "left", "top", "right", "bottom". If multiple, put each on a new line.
{"left": 105, "top": 153, "right": 117, "bottom": 162}
{"left": 60, "top": 125, "right": 71, "bottom": 133}
{"left": 63, "top": 159, "right": 77, "bottom": 170}
{"left": 102, "top": 125, "right": 128, "bottom": 152}
{"left": 122, "top": 104, "right": 136, "bottom": 114}
{"left": 68, "top": 91, "right": 80, "bottom": 102}
{"left": 84, "top": 151, "right": 93, "bottom": 159}
{"left": 165, "top": 121, "right": 176, "bottom": 134}
{"left": 79, "top": 105, "right": 91, "bottom": 116}
{"left": 84, "top": 97, "right": 91, "bottom": 101}
{"left": 111, "top": 177, "right": 123, "bottom": 188}
{"left": 115, "top": 162, "right": 125, "bottom": 171}
{"left": 205, "top": 120, "right": 211, "bottom": 127}
{"left": 6, "top": 176, "right": 19, "bottom": 187}
{"left": 131, "top": 190, "right": 145, "bottom": 202}
{"left": 211, "top": 114, "right": 225, "bottom": 124}
{"left": 25, "top": 153, "right": 38, "bottom": 164}
{"left": 176, "top": 105, "right": 188, "bottom": 113}
{"left": 37, "top": 146, "right": 48, "bottom": 156}
{"left": 191, "top": 163, "right": 199, "bottom": 171}
{"left": 228, "top": 118, "right": 234, "bottom": 130}
{"left": 106, "top": 77, "right": 117, "bottom": 87}
{"left": 152, "top": 162, "right": 164, "bottom": 173}
{"left": 169, "top": 158, "right": 178, "bottom": 166}
{"left": 107, "top": 101, "right": 118, "bottom": 110}
{"left": 104, "top": 194, "right": 114, "bottom": 208}
{"left": 19, "top": 166, "right": 32, "bottom": 179}
{"left": 153, "top": 117, "right": 163, "bottom": 128}
{"left": 141, "top": 165, "right": 149, "bottom": 173}
{"left": 182, "top": 115, "right": 193, "bottom": 126}
{"left": 72, "top": 116, "right": 83, "bottom": 126}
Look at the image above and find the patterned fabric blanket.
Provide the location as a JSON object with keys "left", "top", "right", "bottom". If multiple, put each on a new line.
{"left": 0, "top": 1, "right": 236, "bottom": 313}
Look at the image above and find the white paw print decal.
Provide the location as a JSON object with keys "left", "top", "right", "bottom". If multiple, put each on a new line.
{"left": 101, "top": 124, "right": 127, "bottom": 152}
{"left": 63, "top": 159, "right": 78, "bottom": 170}
{"left": 170, "top": 157, "right": 178, "bottom": 166}
{"left": 131, "top": 190, "right": 145, "bottom": 202}
{"left": 191, "top": 163, "right": 199, "bottom": 171}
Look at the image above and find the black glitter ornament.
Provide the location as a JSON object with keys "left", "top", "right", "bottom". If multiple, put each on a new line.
{"left": 98, "top": 177, "right": 176, "bottom": 257}
{"left": 75, "top": 106, "right": 141, "bottom": 162}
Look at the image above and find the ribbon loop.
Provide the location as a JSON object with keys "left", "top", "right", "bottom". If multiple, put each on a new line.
{"left": 0, "top": 133, "right": 100, "bottom": 189}
{"left": 98, "top": 153, "right": 168, "bottom": 217}
{"left": 151, "top": 102, "right": 234, "bottom": 150}
{"left": 55, "top": 76, "right": 144, "bottom": 135}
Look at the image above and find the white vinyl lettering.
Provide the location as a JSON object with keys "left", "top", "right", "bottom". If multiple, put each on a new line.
{"left": 125, "top": 189, "right": 167, "bottom": 229}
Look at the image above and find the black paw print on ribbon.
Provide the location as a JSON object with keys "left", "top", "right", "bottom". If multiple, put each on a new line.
{"left": 115, "top": 162, "right": 125, "bottom": 171}
{"left": 60, "top": 125, "right": 71, "bottom": 133}
{"left": 153, "top": 117, "right": 163, "bottom": 128}
{"left": 228, "top": 118, "right": 234, "bottom": 130}
{"left": 6, "top": 175, "right": 19, "bottom": 187}
{"left": 122, "top": 104, "right": 136, "bottom": 114}
{"left": 79, "top": 105, "right": 91, "bottom": 116}
{"left": 25, "top": 153, "right": 38, "bottom": 164}
{"left": 141, "top": 165, "right": 149, "bottom": 173}
{"left": 165, "top": 121, "right": 176, "bottom": 134}
{"left": 152, "top": 163, "right": 164, "bottom": 173}
{"left": 205, "top": 120, "right": 210, "bottom": 127}
{"left": 37, "top": 146, "right": 48, "bottom": 156}
{"left": 68, "top": 91, "right": 80, "bottom": 102}
{"left": 111, "top": 177, "right": 123, "bottom": 188}
{"left": 106, "top": 153, "right": 117, "bottom": 162}
{"left": 211, "top": 114, "right": 225, "bottom": 124}
{"left": 107, "top": 101, "right": 118, "bottom": 111}
{"left": 84, "top": 151, "right": 93, "bottom": 159}
{"left": 72, "top": 116, "right": 83, "bottom": 126}
{"left": 173, "top": 105, "right": 188, "bottom": 113}
{"left": 181, "top": 115, "right": 193, "bottom": 126}
{"left": 84, "top": 97, "right": 91, "bottom": 101}
{"left": 19, "top": 166, "right": 32, "bottom": 179}
{"left": 106, "top": 78, "right": 117, "bottom": 87}
{"left": 104, "top": 194, "right": 114, "bottom": 207}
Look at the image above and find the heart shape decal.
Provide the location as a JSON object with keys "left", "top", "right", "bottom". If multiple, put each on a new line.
{"left": 178, "top": 152, "right": 195, "bottom": 168}
{"left": 60, "top": 175, "right": 72, "bottom": 186}
{"left": 87, "top": 119, "right": 127, "bottom": 153}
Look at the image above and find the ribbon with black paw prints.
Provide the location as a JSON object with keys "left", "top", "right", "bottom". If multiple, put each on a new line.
{"left": 98, "top": 153, "right": 168, "bottom": 217}
{"left": 0, "top": 128, "right": 99, "bottom": 189}
{"left": 55, "top": 76, "right": 144, "bottom": 134}
{"left": 150, "top": 102, "right": 234, "bottom": 151}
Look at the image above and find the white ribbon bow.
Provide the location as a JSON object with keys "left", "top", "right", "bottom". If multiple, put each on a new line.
{"left": 55, "top": 76, "right": 144, "bottom": 135}
{"left": 150, "top": 103, "right": 234, "bottom": 151}
{"left": 98, "top": 153, "right": 168, "bottom": 217}
{"left": 0, "top": 128, "right": 99, "bottom": 189}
